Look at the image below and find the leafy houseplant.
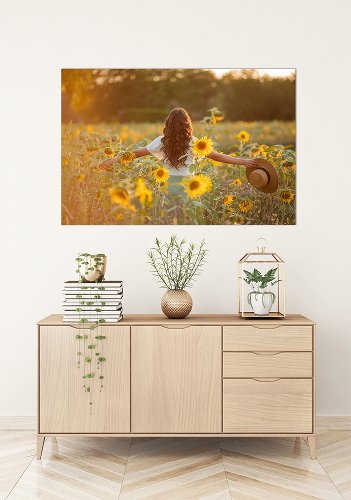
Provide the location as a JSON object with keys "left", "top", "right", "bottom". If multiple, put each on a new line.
{"left": 243, "top": 267, "right": 279, "bottom": 316}
{"left": 148, "top": 235, "right": 208, "bottom": 318}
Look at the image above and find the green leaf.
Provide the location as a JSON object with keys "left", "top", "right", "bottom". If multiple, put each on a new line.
{"left": 264, "top": 267, "right": 277, "bottom": 281}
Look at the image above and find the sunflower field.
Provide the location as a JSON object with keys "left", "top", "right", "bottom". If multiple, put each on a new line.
{"left": 62, "top": 116, "right": 296, "bottom": 225}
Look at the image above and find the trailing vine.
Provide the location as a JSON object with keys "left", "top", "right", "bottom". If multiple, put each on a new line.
{"left": 73, "top": 253, "right": 108, "bottom": 413}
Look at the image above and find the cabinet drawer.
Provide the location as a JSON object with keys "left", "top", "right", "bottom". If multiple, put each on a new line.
{"left": 223, "top": 352, "right": 312, "bottom": 378}
{"left": 223, "top": 326, "right": 312, "bottom": 352}
{"left": 223, "top": 378, "right": 312, "bottom": 433}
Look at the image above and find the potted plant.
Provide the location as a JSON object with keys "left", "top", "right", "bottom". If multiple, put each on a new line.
{"left": 76, "top": 253, "right": 107, "bottom": 282}
{"left": 148, "top": 235, "right": 207, "bottom": 318}
{"left": 243, "top": 267, "right": 279, "bottom": 316}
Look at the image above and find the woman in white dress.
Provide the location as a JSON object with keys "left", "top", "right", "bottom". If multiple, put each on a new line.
{"left": 100, "top": 108, "right": 259, "bottom": 196}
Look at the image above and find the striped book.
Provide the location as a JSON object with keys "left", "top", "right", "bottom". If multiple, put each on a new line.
{"left": 62, "top": 280, "right": 123, "bottom": 323}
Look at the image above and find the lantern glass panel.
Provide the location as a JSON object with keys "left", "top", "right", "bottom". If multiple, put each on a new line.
{"left": 238, "top": 240, "right": 285, "bottom": 318}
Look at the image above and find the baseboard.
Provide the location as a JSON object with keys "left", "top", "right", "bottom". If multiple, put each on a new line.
{"left": 0, "top": 416, "right": 36, "bottom": 430}
{"left": 316, "top": 416, "right": 351, "bottom": 431}
{"left": 1, "top": 416, "right": 350, "bottom": 432}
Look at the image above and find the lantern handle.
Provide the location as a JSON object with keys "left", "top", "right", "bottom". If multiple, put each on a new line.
{"left": 256, "top": 238, "right": 267, "bottom": 253}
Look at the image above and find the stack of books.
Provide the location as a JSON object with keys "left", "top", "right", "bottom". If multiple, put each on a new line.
{"left": 63, "top": 281, "right": 123, "bottom": 323}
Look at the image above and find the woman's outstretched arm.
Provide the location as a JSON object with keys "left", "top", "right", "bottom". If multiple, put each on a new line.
{"left": 99, "top": 147, "right": 150, "bottom": 170}
{"left": 207, "top": 151, "right": 258, "bottom": 168}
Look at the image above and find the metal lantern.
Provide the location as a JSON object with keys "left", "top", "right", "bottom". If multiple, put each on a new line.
{"left": 238, "top": 238, "right": 285, "bottom": 318}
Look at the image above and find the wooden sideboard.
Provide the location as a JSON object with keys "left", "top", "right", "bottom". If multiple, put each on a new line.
{"left": 37, "top": 314, "right": 316, "bottom": 459}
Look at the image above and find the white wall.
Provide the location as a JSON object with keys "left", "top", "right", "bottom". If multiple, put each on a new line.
{"left": 0, "top": 0, "right": 350, "bottom": 416}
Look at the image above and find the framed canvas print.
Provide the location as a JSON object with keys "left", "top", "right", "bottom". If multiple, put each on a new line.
{"left": 61, "top": 68, "right": 296, "bottom": 225}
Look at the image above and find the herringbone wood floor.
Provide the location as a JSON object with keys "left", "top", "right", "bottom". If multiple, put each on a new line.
{"left": 1, "top": 431, "right": 350, "bottom": 499}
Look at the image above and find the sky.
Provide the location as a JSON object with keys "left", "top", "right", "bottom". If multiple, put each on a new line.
{"left": 209, "top": 68, "right": 295, "bottom": 78}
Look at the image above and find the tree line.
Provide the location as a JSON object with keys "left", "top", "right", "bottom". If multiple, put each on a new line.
{"left": 62, "top": 69, "right": 295, "bottom": 123}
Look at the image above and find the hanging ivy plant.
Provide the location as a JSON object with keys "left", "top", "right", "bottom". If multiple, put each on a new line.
{"left": 75, "top": 324, "right": 107, "bottom": 411}
{"left": 75, "top": 252, "right": 106, "bottom": 282}
{"left": 73, "top": 253, "right": 108, "bottom": 413}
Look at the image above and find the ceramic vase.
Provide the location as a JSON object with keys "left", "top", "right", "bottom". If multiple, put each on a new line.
{"left": 248, "top": 291, "right": 275, "bottom": 316}
{"left": 161, "top": 290, "right": 193, "bottom": 319}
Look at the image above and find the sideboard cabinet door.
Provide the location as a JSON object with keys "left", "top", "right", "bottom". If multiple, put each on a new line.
{"left": 131, "top": 326, "right": 222, "bottom": 433}
{"left": 39, "top": 326, "right": 130, "bottom": 433}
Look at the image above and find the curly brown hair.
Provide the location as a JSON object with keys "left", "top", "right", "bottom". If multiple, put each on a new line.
{"left": 161, "top": 108, "right": 193, "bottom": 169}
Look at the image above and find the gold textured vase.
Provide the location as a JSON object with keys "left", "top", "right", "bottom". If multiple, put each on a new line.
{"left": 161, "top": 290, "right": 193, "bottom": 319}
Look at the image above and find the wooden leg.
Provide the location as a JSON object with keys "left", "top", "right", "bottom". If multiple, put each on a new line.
{"left": 52, "top": 436, "right": 58, "bottom": 453}
{"left": 308, "top": 436, "right": 316, "bottom": 459}
{"left": 37, "top": 436, "right": 45, "bottom": 460}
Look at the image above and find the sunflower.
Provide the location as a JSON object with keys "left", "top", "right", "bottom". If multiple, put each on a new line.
{"left": 253, "top": 144, "right": 268, "bottom": 157}
{"left": 229, "top": 152, "right": 237, "bottom": 157}
{"left": 104, "top": 146, "right": 114, "bottom": 157}
{"left": 234, "top": 216, "right": 245, "bottom": 225}
{"left": 211, "top": 114, "right": 224, "bottom": 125}
{"left": 153, "top": 166, "right": 170, "bottom": 183}
{"left": 120, "top": 151, "right": 136, "bottom": 164}
{"left": 223, "top": 195, "right": 234, "bottom": 205}
{"left": 77, "top": 173, "right": 85, "bottom": 182}
{"left": 135, "top": 178, "right": 153, "bottom": 205}
{"left": 198, "top": 174, "right": 213, "bottom": 192}
{"left": 233, "top": 178, "right": 242, "bottom": 187}
{"left": 115, "top": 212, "right": 124, "bottom": 222}
{"left": 280, "top": 191, "right": 294, "bottom": 204}
{"left": 236, "top": 130, "right": 250, "bottom": 143}
{"left": 239, "top": 199, "right": 253, "bottom": 213}
{"left": 109, "top": 185, "right": 135, "bottom": 211}
{"left": 192, "top": 136, "right": 214, "bottom": 157}
{"left": 182, "top": 174, "right": 212, "bottom": 198}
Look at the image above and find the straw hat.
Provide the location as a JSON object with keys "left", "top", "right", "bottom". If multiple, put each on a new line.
{"left": 245, "top": 158, "right": 278, "bottom": 194}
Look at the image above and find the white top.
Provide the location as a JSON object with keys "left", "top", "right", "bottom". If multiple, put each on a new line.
{"left": 146, "top": 135, "right": 195, "bottom": 176}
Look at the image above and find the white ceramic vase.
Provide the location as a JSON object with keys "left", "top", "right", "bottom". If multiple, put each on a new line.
{"left": 248, "top": 291, "right": 275, "bottom": 316}
{"left": 78, "top": 255, "right": 107, "bottom": 282}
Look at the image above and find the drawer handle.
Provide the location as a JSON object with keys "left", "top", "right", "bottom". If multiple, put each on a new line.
{"left": 252, "top": 325, "right": 281, "bottom": 330}
{"left": 68, "top": 324, "right": 95, "bottom": 330}
{"left": 252, "top": 351, "right": 281, "bottom": 356}
{"left": 252, "top": 378, "right": 281, "bottom": 382}
{"left": 161, "top": 325, "right": 191, "bottom": 329}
